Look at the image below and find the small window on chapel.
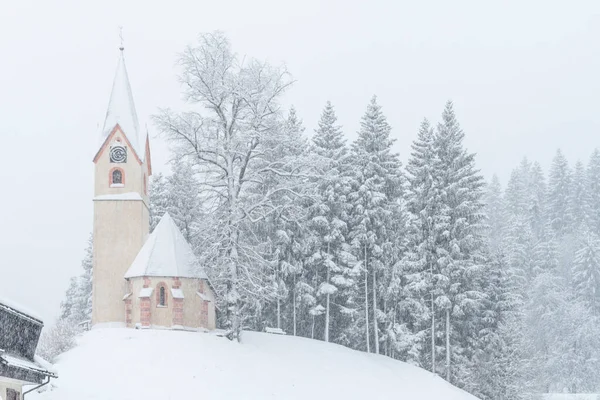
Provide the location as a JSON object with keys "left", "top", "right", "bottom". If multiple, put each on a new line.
{"left": 159, "top": 286, "right": 166, "bottom": 307}
{"left": 6, "top": 389, "right": 19, "bottom": 400}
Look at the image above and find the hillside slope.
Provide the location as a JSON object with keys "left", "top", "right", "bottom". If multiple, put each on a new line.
{"left": 32, "top": 328, "right": 478, "bottom": 400}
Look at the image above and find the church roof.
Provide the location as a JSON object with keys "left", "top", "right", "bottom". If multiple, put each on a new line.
{"left": 124, "top": 213, "right": 208, "bottom": 280}
{"left": 98, "top": 49, "right": 144, "bottom": 160}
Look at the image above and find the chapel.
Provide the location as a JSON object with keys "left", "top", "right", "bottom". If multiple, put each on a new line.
{"left": 91, "top": 45, "right": 216, "bottom": 330}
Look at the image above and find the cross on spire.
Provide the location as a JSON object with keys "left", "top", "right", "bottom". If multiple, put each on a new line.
{"left": 119, "top": 26, "right": 124, "bottom": 51}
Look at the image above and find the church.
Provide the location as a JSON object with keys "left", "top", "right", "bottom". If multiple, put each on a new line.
{"left": 91, "top": 46, "right": 216, "bottom": 331}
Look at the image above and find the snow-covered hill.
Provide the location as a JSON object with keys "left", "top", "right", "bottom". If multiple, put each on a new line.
{"left": 32, "top": 328, "right": 479, "bottom": 400}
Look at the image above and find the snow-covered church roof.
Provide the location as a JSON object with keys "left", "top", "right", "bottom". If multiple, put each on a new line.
{"left": 124, "top": 213, "right": 208, "bottom": 280}
{"left": 98, "top": 48, "right": 146, "bottom": 160}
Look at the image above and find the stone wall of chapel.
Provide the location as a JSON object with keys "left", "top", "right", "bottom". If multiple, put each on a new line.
{"left": 126, "top": 276, "right": 216, "bottom": 330}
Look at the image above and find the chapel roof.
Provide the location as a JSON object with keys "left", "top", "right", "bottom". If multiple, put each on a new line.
{"left": 97, "top": 48, "right": 146, "bottom": 161}
{"left": 124, "top": 213, "right": 208, "bottom": 280}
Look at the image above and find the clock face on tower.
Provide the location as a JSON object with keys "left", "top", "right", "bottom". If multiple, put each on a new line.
{"left": 110, "top": 145, "right": 127, "bottom": 163}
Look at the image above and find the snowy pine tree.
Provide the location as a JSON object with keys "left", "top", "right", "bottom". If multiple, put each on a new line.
{"left": 469, "top": 250, "right": 523, "bottom": 400}
{"left": 402, "top": 118, "right": 440, "bottom": 369}
{"left": 149, "top": 172, "right": 169, "bottom": 232}
{"left": 573, "top": 232, "right": 600, "bottom": 314}
{"left": 307, "top": 101, "right": 355, "bottom": 343}
{"left": 586, "top": 149, "right": 600, "bottom": 235}
{"left": 348, "top": 96, "right": 404, "bottom": 354}
{"left": 166, "top": 158, "right": 203, "bottom": 243}
{"left": 547, "top": 149, "right": 572, "bottom": 236}
{"left": 60, "top": 235, "right": 93, "bottom": 325}
{"left": 484, "top": 174, "right": 506, "bottom": 253}
{"left": 569, "top": 160, "right": 589, "bottom": 233}
{"left": 431, "top": 101, "right": 486, "bottom": 384}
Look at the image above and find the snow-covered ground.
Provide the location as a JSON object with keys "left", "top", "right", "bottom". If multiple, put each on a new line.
{"left": 543, "top": 395, "right": 600, "bottom": 400}
{"left": 30, "top": 328, "right": 478, "bottom": 400}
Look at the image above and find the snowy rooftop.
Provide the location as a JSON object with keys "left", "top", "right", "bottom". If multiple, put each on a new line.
{"left": 0, "top": 354, "right": 57, "bottom": 378}
{"left": 0, "top": 297, "right": 43, "bottom": 323}
{"left": 29, "top": 328, "right": 478, "bottom": 400}
{"left": 125, "top": 213, "right": 208, "bottom": 279}
{"left": 98, "top": 49, "right": 145, "bottom": 160}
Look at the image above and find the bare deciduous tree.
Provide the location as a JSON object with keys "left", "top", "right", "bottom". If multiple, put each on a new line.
{"left": 154, "top": 32, "right": 311, "bottom": 340}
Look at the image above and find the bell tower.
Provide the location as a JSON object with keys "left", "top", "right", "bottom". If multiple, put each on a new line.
{"left": 91, "top": 46, "right": 152, "bottom": 326}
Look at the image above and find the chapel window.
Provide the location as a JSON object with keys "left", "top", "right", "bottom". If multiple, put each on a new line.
{"left": 6, "top": 389, "right": 19, "bottom": 400}
{"left": 159, "top": 286, "right": 166, "bottom": 307}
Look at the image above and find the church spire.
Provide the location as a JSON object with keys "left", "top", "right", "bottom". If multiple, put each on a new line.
{"left": 99, "top": 44, "right": 141, "bottom": 158}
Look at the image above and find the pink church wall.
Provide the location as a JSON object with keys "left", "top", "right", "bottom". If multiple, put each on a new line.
{"left": 125, "top": 276, "right": 216, "bottom": 330}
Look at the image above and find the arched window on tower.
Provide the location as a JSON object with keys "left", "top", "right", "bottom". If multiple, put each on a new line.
{"left": 112, "top": 169, "right": 122, "bottom": 184}
{"left": 109, "top": 167, "right": 125, "bottom": 187}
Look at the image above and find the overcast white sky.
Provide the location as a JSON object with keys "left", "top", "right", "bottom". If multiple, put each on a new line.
{"left": 1, "top": 0, "right": 599, "bottom": 325}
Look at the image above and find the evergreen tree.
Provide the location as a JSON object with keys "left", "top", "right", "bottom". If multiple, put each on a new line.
{"left": 431, "top": 101, "right": 486, "bottom": 384}
{"left": 307, "top": 101, "right": 355, "bottom": 343}
{"left": 402, "top": 118, "right": 439, "bottom": 369}
{"left": 586, "top": 149, "right": 600, "bottom": 235}
{"left": 70, "top": 235, "right": 93, "bottom": 324}
{"left": 348, "top": 96, "right": 403, "bottom": 354}
{"left": 267, "top": 106, "right": 310, "bottom": 334}
{"left": 573, "top": 232, "right": 600, "bottom": 314}
{"left": 504, "top": 159, "right": 546, "bottom": 239}
{"left": 547, "top": 149, "right": 572, "bottom": 236}
{"left": 569, "top": 160, "right": 588, "bottom": 233}
{"left": 484, "top": 174, "right": 506, "bottom": 253}
{"left": 60, "top": 235, "right": 93, "bottom": 325}
{"left": 528, "top": 162, "right": 547, "bottom": 238}
{"left": 504, "top": 159, "right": 531, "bottom": 219}
{"left": 469, "top": 251, "right": 523, "bottom": 400}
{"left": 166, "top": 159, "right": 203, "bottom": 243}
{"left": 59, "top": 277, "right": 78, "bottom": 321}
{"left": 522, "top": 271, "right": 600, "bottom": 392}
{"left": 149, "top": 173, "right": 169, "bottom": 232}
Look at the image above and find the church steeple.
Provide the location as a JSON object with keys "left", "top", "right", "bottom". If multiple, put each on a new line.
{"left": 91, "top": 43, "right": 151, "bottom": 327}
{"left": 98, "top": 48, "right": 142, "bottom": 159}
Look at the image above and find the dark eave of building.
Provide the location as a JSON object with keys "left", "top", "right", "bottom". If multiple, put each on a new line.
{"left": 0, "top": 355, "right": 56, "bottom": 385}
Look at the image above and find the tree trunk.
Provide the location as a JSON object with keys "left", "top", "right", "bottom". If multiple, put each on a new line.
{"left": 276, "top": 245, "right": 281, "bottom": 330}
{"left": 391, "top": 308, "right": 396, "bottom": 359}
{"left": 293, "top": 274, "right": 297, "bottom": 336}
{"left": 383, "top": 300, "right": 388, "bottom": 356}
{"left": 431, "top": 291, "right": 436, "bottom": 374}
{"left": 364, "top": 244, "right": 370, "bottom": 353}
{"left": 325, "top": 243, "right": 331, "bottom": 342}
{"left": 225, "top": 224, "right": 241, "bottom": 341}
{"left": 225, "top": 156, "right": 242, "bottom": 341}
{"left": 431, "top": 259, "right": 436, "bottom": 374}
{"left": 373, "top": 266, "right": 379, "bottom": 354}
{"left": 311, "top": 315, "right": 315, "bottom": 339}
{"left": 445, "top": 309, "right": 450, "bottom": 382}
{"left": 277, "top": 297, "right": 281, "bottom": 329}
